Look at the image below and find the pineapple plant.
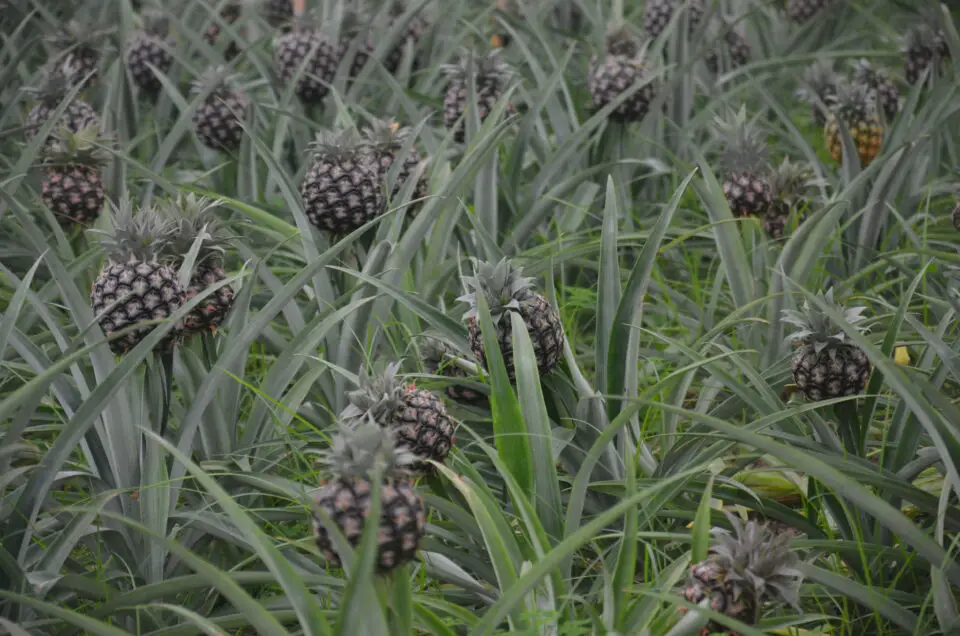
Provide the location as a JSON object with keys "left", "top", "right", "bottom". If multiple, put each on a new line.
{"left": 851, "top": 59, "right": 899, "bottom": 122}
{"left": 47, "top": 19, "right": 109, "bottom": 86}
{"left": 642, "top": 0, "right": 705, "bottom": 40}
{"left": 203, "top": 0, "right": 242, "bottom": 59}
{"left": 587, "top": 26, "right": 657, "bottom": 123}
{"left": 160, "top": 194, "right": 235, "bottom": 335}
{"left": 40, "top": 125, "right": 107, "bottom": 227}
{"left": 191, "top": 67, "right": 249, "bottom": 152}
{"left": 300, "top": 129, "right": 385, "bottom": 236}
{"left": 263, "top": 0, "right": 294, "bottom": 28}
{"left": 764, "top": 158, "right": 813, "bottom": 240}
{"left": 24, "top": 66, "right": 100, "bottom": 144}
{"left": 457, "top": 258, "right": 565, "bottom": 381}
{"left": 795, "top": 60, "right": 839, "bottom": 127}
{"left": 340, "top": 362, "right": 456, "bottom": 473}
{"left": 824, "top": 80, "right": 884, "bottom": 168}
{"left": 786, "top": 0, "right": 835, "bottom": 24}
{"left": 714, "top": 107, "right": 773, "bottom": 218}
{"left": 781, "top": 289, "right": 872, "bottom": 402}
{"left": 344, "top": 3, "right": 428, "bottom": 77}
{"left": 441, "top": 49, "right": 513, "bottom": 143}
{"left": 953, "top": 199, "right": 960, "bottom": 231}
{"left": 311, "top": 421, "right": 426, "bottom": 574}
{"left": 90, "top": 198, "right": 185, "bottom": 355}
{"left": 360, "top": 118, "right": 428, "bottom": 206}
{"left": 420, "top": 335, "right": 487, "bottom": 406}
{"left": 902, "top": 22, "right": 950, "bottom": 86}
{"left": 705, "top": 23, "right": 751, "bottom": 75}
{"left": 681, "top": 514, "right": 802, "bottom": 634}
{"left": 126, "top": 11, "right": 175, "bottom": 95}
{"left": 273, "top": 13, "right": 342, "bottom": 104}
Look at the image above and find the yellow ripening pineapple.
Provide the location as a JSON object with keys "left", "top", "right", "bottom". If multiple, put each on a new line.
{"left": 824, "top": 81, "right": 883, "bottom": 168}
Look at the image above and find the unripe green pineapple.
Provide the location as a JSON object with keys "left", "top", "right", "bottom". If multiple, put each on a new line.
{"left": 441, "top": 49, "right": 513, "bottom": 143}
{"left": 360, "top": 118, "right": 428, "bottom": 207}
{"left": 643, "top": 0, "right": 704, "bottom": 40}
{"left": 458, "top": 258, "right": 565, "bottom": 381}
{"left": 24, "top": 66, "right": 100, "bottom": 144}
{"left": 191, "top": 67, "right": 249, "bottom": 152}
{"left": 312, "top": 421, "right": 426, "bottom": 574}
{"left": 824, "top": 81, "right": 883, "bottom": 168}
{"left": 781, "top": 289, "right": 871, "bottom": 402}
{"left": 300, "top": 129, "right": 385, "bottom": 235}
{"left": 795, "top": 60, "right": 839, "bottom": 127}
{"left": 851, "top": 59, "right": 899, "bottom": 122}
{"left": 714, "top": 107, "right": 772, "bottom": 218}
{"left": 341, "top": 362, "right": 456, "bottom": 473}
{"left": 420, "top": 334, "right": 488, "bottom": 406}
{"left": 126, "top": 11, "right": 175, "bottom": 95}
{"left": 764, "top": 157, "right": 813, "bottom": 240}
{"left": 786, "top": 0, "right": 835, "bottom": 25}
{"left": 681, "top": 514, "right": 802, "bottom": 635}
{"left": 159, "top": 194, "right": 235, "bottom": 335}
{"left": 273, "top": 13, "right": 342, "bottom": 104}
{"left": 587, "top": 26, "right": 657, "bottom": 123}
{"left": 46, "top": 19, "right": 111, "bottom": 86}
{"left": 902, "top": 22, "right": 950, "bottom": 86}
{"left": 40, "top": 125, "right": 108, "bottom": 227}
{"left": 89, "top": 198, "right": 185, "bottom": 355}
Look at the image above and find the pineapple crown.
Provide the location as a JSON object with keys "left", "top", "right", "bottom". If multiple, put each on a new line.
{"left": 831, "top": 80, "right": 879, "bottom": 122}
{"left": 702, "top": 513, "right": 803, "bottom": 614}
{"left": 340, "top": 361, "right": 407, "bottom": 424}
{"left": 795, "top": 60, "right": 838, "bottom": 103}
{"left": 361, "top": 117, "right": 414, "bottom": 151}
{"left": 604, "top": 25, "right": 640, "bottom": 58}
{"left": 191, "top": 66, "right": 242, "bottom": 99}
{"left": 25, "top": 62, "right": 80, "bottom": 105}
{"left": 419, "top": 334, "right": 454, "bottom": 366}
{"left": 902, "top": 20, "right": 948, "bottom": 56}
{"left": 92, "top": 195, "right": 179, "bottom": 264}
{"left": 322, "top": 418, "right": 417, "bottom": 480}
{"left": 781, "top": 288, "right": 869, "bottom": 353}
{"left": 307, "top": 129, "right": 367, "bottom": 162}
{"left": 713, "top": 105, "right": 769, "bottom": 174}
{"left": 47, "top": 18, "right": 114, "bottom": 49}
{"left": 41, "top": 124, "right": 109, "bottom": 168}
{"left": 850, "top": 58, "right": 889, "bottom": 87}
{"left": 139, "top": 10, "right": 171, "bottom": 37}
{"left": 158, "top": 193, "right": 231, "bottom": 264}
{"left": 770, "top": 157, "right": 813, "bottom": 202}
{"left": 457, "top": 257, "right": 538, "bottom": 323}
{"left": 440, "top": 48, "right": 512, "bottom": 83}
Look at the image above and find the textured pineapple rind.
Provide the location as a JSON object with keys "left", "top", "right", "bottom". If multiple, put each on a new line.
{"left": 25, "top": 100, "right": 100, "bottom": 143}
{"left": 391, "top": 388, "right": 456, "bottom": 471}
{"left": 300, "top": 157, "right": 385, "bottom": 235}
{"left": 126, "top": 33, "right": 174, "bottom": 94}
{"left": 312, "top": 477, "right": 426, "bottom": 574}
{"left": 792, "top": 343, "right": 871, "bottom": 401}
{"left": 192, "top": 91, "right": 250, "bottom": 152}
{"left": 643, "top": 0, "right": 704, "bottom": 39}
{"left": 587, "top": 55, "right": 655, "bottom": 122}
{"left": 274, "top": 32, "right": 342, "bottom": 104}
{"left": 41, "top": 164, "right": 105, "bottom": 226}
{"left": 184, "top": 265, "right": 235, "bottom": 334}
{"left": 824, "top": 115, "right": 883, "bottom": 167}
{"left": 443, "top": 77, "right": 503, "bottom": 143}
{"left": 723, "top": 171, "right": 773, "bottom": 217}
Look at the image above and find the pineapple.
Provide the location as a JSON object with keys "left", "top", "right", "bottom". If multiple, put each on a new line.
{"left": 263, "top": 0, "right": 294, "bottom": 28}
{"left": 126, "top": 11, "right": 175, "bottom": 95}
{"left": 47, "top": 19, "right": 109, "bottom": 86}
{"left": 160, "top": 194, "right": 235, "bottom": 335}
{"left": 781, "top": 289, "right": 872, "bottom": 402}
{"left": 273, "top": 14, "right": 342, "bottom": 104}
{"left": 764, "top": 158, "right": 813, "bottom": 240}
{"left": 40, "top": 125, "right": 107, "bottom": 227}
{"left": 203, "top": 1, "right": 242, "bottom": 59}
{"left": 360, "top": 118, "right": 428, "bottom": 206}
{"left": 714, "top": 107, "right": 772, "bottom": 218}
{"left": 340, "top": 362, "right": 456, "bottom": 473}
{"left": 587, "top": 26, "right": 657, "bottom": 123}
{"left": 953, "top": 199, "right": 960, "bottom": 231}
{"left": 191, "top": 67, "right": 249, "bottom": 152}
{"left": 300, "top": 129, "right": 385, "bottom": 236}
{"left": 824, "top": 81, "right": 883, "bottom": 168}
{"left": 681, "top": 514, "right": 802, "bottom": 635}
{"left": 457, "top": 258, "right": 565, "bottom": 381}
{"left": 851, "top": 59, "right": 899, "bottom": 122}
{"left": 795, "top": 60, "right": 839, "bottom": 127}
{"left": 786, "top": 0, "right": 834, "bottom": 24}
{"left": 642, "top": 0, "right": 705, "bottom": 40}
{"left": 420, "top": 335, "right": 488, "bottom": 406}
{"left": 344, "top": 3, "right": 428, "bottom": 77}
{"left": 441, "top": 49, "right": 513, "bottom": 143}
{"left": 902, "top": 23, "right": 950, "bottom": 86}
{"left": 705, "top": 23, "right": 751, "bottom": 75}
{"left": 24, "top": 66, "right": 100, "bottom": 144}
{"left": 90, "top": 198, "right": 185, "bottom": 355}
{"left": 312, "top": 421, "right": 426, "bottom": 574}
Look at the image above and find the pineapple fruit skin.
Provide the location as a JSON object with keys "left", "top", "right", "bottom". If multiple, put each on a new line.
{"left": 184, "top": 265, "right": 234, "bottom": 334}
{"left": 824, "top": 113, "right": 883, "bottom": 167}
{"left": 369, "top": 145, "right": 428, "bottom": 205}
{"left": 192, "top": 89, "right": 249, "bottom": 152}
{"left": 263, "top": 0, "right": 294, "bottom": 28}
{"left": 682, "top": 560, "right": 751, "bottom": 636}
{"left": 722, "top": 172, "right": 772, "bottom": 217}
{"left": 786, "top": 0, "right": 833, "bottom": 24}
{"left": 312, "top": 477, "right": 426, "bottom": 574}
{"left": 587, "top": 55, "right": 655, "bottom": 122}
{"left": 41, "top": 164, "right": 105, "bottom": 226}
{"left": 58, "top": 49, "right": 100, "bottom": 87}
{"left": 274, "top": 31, "right": 343, "bottom": 104}
{"left": 792, "top": 344, "right": 871, "bottom": 401}
{"left": 642, "top": 0, "right": 704, "bottom": 40}
{"left": 300, "top": 155, "right": 384, "bottom": 235}
{"left": 392, "top": 387, "right": 456, "bottom": 472}
{"left": 706, "top": 32, "right": 751, "bottom": 75}
{"left": 904, "top": 29, "right": 949, "bottom": 86}
{"left": 91, "top": 260, "right": 185, "bottom": 355}
{"left": 26, "top": 100, "right": 99, "bottom": 144}
{"left": 203, "top": 2, "right": 241, "bottom": 60}
{"left": 442, "top": 76, "right": 504, "bottom": 143}
{"left": 466, "top": 293, "right": 564, "bottom": 381}
{"left": 126, "top": 32, "right": 174, "bottom": 95}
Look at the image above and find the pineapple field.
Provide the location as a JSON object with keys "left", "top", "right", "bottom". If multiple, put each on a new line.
{"left": 3, "top": 0, "right": 960, "bottom": 633}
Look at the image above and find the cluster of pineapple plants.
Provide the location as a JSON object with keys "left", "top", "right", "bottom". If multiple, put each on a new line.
{"left": 3, "top": 0, "right": 960, "bottom": 634}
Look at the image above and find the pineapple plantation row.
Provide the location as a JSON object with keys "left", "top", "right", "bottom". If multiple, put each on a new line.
{"left": 1, "top": 0, "right": 960, "bottom": 634}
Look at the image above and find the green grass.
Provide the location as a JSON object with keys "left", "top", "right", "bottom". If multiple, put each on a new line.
{"left": 1, "top": 0, "right": 960, "bottom": 634}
